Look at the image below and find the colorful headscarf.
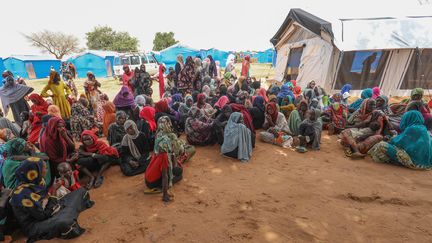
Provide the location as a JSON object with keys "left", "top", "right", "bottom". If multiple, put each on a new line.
{"left": 47, "top": 105, "right": 61, "bottom": 118}
{"left": 266, "top": 102, "right": 278, "bottom": 124}
{"left": 10, "top": 157, "right": 47, "bottom": 208}
{"left": 372, "top": 87, "right": 381, "bottom": 99}
{"left": 214, "top": 96, "right": 229, "bottom": 109}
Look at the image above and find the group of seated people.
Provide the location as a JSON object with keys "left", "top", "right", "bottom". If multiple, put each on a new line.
{"left": 0, "top": 58, "right": 431, "bottom": 242}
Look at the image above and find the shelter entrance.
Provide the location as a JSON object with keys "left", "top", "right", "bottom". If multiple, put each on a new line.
{"left": 334, "top": 50, "right": 390, "bottom": 90}
{"left": 284, "top": 47, "right": 303, "bottom": 80}
{"left": 400, "top": 49, "right": 432, "bottom": 90}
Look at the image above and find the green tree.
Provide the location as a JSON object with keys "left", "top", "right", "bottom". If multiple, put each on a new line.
{"left": 86, "top": 26, "right": 139, "bottom": 52}
{"left": 152, "top": 32, "right": 179, "bottom": 51}
{"left": 24, "top": 30, "right": 81, "bottom": 59}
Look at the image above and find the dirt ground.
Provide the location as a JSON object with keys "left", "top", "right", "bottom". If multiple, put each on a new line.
{"left": 8, "top": 133, "right": 426, "bottom": 243}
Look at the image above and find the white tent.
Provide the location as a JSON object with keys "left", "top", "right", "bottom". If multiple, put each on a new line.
{"left": 271, "top": 9, "right": 432, "bottom": 96}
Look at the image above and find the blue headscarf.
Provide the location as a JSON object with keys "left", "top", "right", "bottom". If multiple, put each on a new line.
{"left": 170, "top": 93, "right": 183, "bottom": 107}
{"left": 349, "top": 88, "right": 373, "bottom": 111}
{"left": 340, "top": 84, "right": 352, "bottom": 94}
{"left": 389, "top": 110, "right": 432, "bottom": 168}
{"left": 277, "top": 84, "right": 295, "bottom": 100}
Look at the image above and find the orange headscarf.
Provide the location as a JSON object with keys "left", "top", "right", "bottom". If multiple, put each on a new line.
{"left": 47, "top": 105, "right": 61, "bottom": 118}
{"left": 102, "top": 102, "right": 116, "bottom": 137}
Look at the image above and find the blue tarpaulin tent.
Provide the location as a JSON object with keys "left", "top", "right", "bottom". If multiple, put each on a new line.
{"left": 0, "top": 58, "right": 5, "bottom": 74}
{"left": 204, "top": 48, "right": 231, "bottom": 68}
{"left": 256, "top": 48, "right": 276, "bottom": 64}
{"left": 158, "top": 44, "right": 200, "bottom": 70}
{"left": 3, "top": 55, "right": 61, "bottom": 79}
{"left": 68, "top": 50, "right": 117, "bottom": 78}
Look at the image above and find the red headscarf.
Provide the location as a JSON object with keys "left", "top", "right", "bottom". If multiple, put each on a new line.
{"left": 214, "top": 96, "right": 229, "bottom": 109}
{"left": 258, "top": 88, "right": 269, "bottom": 103}
{"left": 266, "top": 102, "right": 278, "bottom": 124}
{"left": 158, "top": 64, "right": 165, "bottom": 99}
{"left": 293, "top": 86, "right": 302, "bottom": 97}
{"left": 140, "top": 106, "right": 157, "bottom": 132}
{"left": 29, "top": 93, "right": 49, "bottom": 115}
{"left": 155, "top": 99, "right": 169, "bottom": 113}
{"left": 81, "top": 130, "right": 119, "bottom": 158}
{"left": 40, "top": 117, "right": 68, "bottom": 164}
{"left": 230, "top": 103, "right": 255, "bottom": 133}
{"left": 197, "top": 93, "right": 206, "bottom": 108}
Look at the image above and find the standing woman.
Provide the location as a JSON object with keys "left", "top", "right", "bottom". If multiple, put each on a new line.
{"left": 41, "top": 71, "right": 72, "bottom": 119}
{"left": 122, "top": 65, "right": 134, "bottom": 92}
{"left": 0, "top": 76, "right": 33, "bottom": 126}
{"left": 83, "top": 71, "right": 101, "bottom": 116}
{"left": 241, "top": 55, "right": 251, "bottom": 78}
{"left": 178, "top": 56, "right": 195, "bottom": 94}
{"left": 175, "top": 55, "right": 184, "bottom": 83}
{"left": 207, "top": 55, "right": 217, "bottom": 78}
{"left": 157, "top": 64, "right": 166, "bottom": 99}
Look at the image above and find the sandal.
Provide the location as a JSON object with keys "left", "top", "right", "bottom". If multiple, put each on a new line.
{"left": 144, "top": 188, "right": 162, "bottom": 194}
{"left": 93, "top": 176, "right": 104, "bottom": 188}
{"left": 295, "top": 146, "right": 308, "bottom": 153}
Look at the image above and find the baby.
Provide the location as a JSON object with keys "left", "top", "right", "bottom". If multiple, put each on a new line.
{"left": 50, "top": 162, "right": 81, "bottom": 197}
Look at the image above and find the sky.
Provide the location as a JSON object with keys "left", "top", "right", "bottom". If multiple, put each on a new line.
{"left": 0, "top": 0, "right": 431, "bottom": 58}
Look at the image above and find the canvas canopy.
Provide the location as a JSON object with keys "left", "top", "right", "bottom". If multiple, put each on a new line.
{"left": 68, "top": 50, "right": 117, "bottom": 78}
{"left": 271, "top": 8, "right": 432, "bottom": 96}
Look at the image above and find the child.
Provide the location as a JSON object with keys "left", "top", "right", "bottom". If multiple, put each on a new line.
{"left": 49, "top": 162, "right": 81, "bottom": 197}
{"left": 19, "top": 111, "right": 30, "bottom": 139}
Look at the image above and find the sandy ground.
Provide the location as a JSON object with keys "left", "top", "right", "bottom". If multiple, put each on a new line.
{"left": 7, "top": 133, "right": 427, "bottom": 243}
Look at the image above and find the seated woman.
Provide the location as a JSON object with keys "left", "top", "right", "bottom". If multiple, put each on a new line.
{"left": 221, "top": 112, "right": 253, "bottom": 162}
{"left": 214, "top": 95, "right": 229, "bottom": 117}
{"left": 178, "top": 94, "right": 193, "bottom": 119}
{"left": 107, "top": 111, "right": 127, "bottom": 148}
{"left": 323, "top": 102, "right": 348, "bottom": 135}
{"left": 194, "top": 93, "right": 216, "bottom": 118}
{"left": 287, "top": 99, "right": 309, "bottom": 136}
{"left": 77, "top": 130, "right": 120, "bottom": 188}
{"left": 260, "top": 102, "right": 292, "bottom": 148}
{"left": 138, "top": 106, "right": 156, "bottom": 148}
{"left": 248, "top": 96, "right": 265, "bottom": 130}
{"left": 154, "top": 99, "right": 182, "bottom": 132}
{"left": 11, "top": 158, "right": 93, "bottom": 242}
{"left": 405, "top": 88, "right": 431, "bottom": 123}
{"left": 368, "top": 110, "right": 432, "bottom": 169}
{"left": 2, "top": 138, "right": 51, "bottom": 189}
{"left": 102, "top": 101, "right": 116, "bottom": 137}
{"left": 113, "top": 86, "right": 139, "bottom": 122}
{"left": 39, "top": 117, "right": 75, "bottom": 177}
{"left": 144, "top": 116, "right": 196, "bottom": 202}
{"left": 70, "top": 96, "right": 96, "bottom": 140}
{"left": 213, "top": 105, "right": 233, "bottom": 145}
{"left": 277, "top": 84, "right": 295, "bottom": 107}
{"left": 0, "top": 115, "right": 20, "bottom": 138}
{"left": 348, "top": 88, "right": 373, "bottom": 113}
{"left": 185, "top": 107, "right": 214, "bottom": 146}
{"left": 120, "top": 120, "right": 151, "bottom": 176}
{"left": 340, "top": 99, "right": 394, "bottom": 158}
{"left": 296, "top": 109, "right": 323, "bottom": 152}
